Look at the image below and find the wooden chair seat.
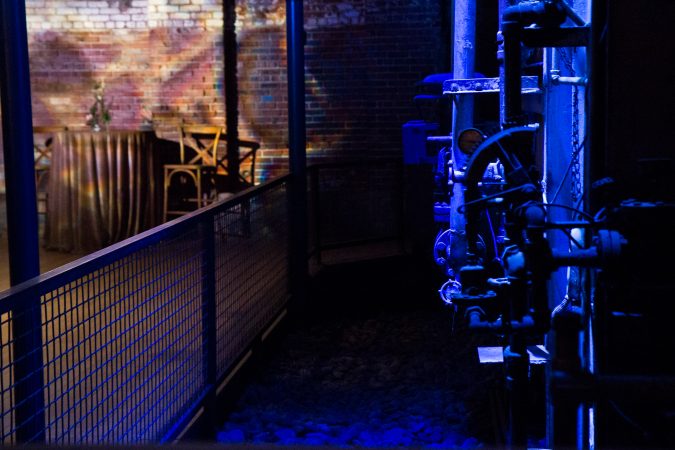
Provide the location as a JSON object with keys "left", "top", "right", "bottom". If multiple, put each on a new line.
{"left": 163, "top": 125, "right": 222, "bottom": 222}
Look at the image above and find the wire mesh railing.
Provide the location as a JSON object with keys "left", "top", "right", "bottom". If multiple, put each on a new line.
{"left": 0, "top": 159, "right": 406, "bottom": 445}
{"left": 0, "top": 176, "right": 290, "bottom": 444}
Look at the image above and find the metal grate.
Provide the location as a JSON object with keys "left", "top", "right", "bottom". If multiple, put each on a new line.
{"left": 0, "top": 176, "right": 290, "bottom": 444}
{"left": 214, "top": 185, "right": 289, "bottom": 377}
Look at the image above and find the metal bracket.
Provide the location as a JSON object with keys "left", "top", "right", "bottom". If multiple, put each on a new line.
{"left": 443, "top": 76, "right": 540, "bottom": 96}
{"left": 478, "top": 345, "right": 551, "bottom": 365}
{"left": 549, "top": 70, "right": 587, "bottom": 86}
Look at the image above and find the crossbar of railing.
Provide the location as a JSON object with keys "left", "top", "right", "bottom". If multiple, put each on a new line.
{"left": 0, "top": 175, "right": 291, "bottom": 444}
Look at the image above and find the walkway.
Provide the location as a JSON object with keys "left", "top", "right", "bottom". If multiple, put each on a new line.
{"left": 216, "top": 255, "right": 503, "bottom": 448}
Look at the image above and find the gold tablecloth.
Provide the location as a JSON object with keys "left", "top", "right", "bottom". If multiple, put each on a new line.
{"left": 44, "top": 129, "right": 162, "bottom": 253}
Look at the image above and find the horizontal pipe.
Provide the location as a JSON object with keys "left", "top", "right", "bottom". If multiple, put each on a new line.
{"left": 468, "top": 310, "right": 535, "bottom": 331}
{"left": 550, "top": 70, "right": 588, "bottom": 86}
{"left": 502, "top": 1, "right": 566, "bottom": 26}
{"left": 552, "top": 248, "right": 599, "bottom": 267}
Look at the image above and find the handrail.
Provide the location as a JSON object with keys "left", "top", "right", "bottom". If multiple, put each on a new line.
{"left": 0, "top": 174, "right": 292, "bottom": 303}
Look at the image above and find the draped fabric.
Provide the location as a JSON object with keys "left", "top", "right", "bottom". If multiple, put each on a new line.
{"left": 44, "top": 130, "right": 161, "bottom": 253}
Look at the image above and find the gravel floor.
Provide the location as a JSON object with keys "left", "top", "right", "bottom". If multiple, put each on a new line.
{"left": 216, "top": 256, "right": 506, "bottom": 448}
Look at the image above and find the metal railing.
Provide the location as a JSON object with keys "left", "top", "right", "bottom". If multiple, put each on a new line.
{"left": 0, "top": 176, "right": 290, "bottom": 444}
{"left": 0, "top": 159, "right": 407, "bottom": 445}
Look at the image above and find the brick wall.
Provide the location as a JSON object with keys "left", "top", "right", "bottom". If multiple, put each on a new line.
{"left": 1, "top": 0, "right": 445, "bottom": 187}
{"left": 238, "top": 0, "right": 444, "bottom": 180}
{"left": 26, "top": 0, "right": 225, "bottom": 140}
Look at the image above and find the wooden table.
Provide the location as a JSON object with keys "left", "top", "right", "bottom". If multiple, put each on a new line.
{"left": 43, "top": 129, "right": 165, "bottom": 253}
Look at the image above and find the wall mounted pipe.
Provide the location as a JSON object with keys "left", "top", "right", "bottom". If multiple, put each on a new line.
{"left": 448, "top": 0, "right": 477, "bottom": 270}
{"left": 501, "top": 20, "right": 524, "bottom": 127}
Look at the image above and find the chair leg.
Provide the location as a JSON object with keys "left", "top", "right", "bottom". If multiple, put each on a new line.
{"left": 163, "top": 167, "right": 170, "bottom": 223}
{"left": 251, "top": 151, "right": 256, "bottom": 186}
{"left": 196, "top": 171, "right": 202, "bottom": 210}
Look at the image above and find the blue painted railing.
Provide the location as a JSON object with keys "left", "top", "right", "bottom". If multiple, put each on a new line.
{"left": 0, "top": 159, "right": 404, "bottom": 445}
{"left": 0, "top": 175, "right": 290, "bottom": 444}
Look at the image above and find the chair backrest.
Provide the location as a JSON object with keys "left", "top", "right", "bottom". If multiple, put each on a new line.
{"left": 33, "top": 125, "right": 67, "bottom": 167}
{"left": 178, "top": 124, "right": 223, "bottom": 166}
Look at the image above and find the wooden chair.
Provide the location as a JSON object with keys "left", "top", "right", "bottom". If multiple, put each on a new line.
{"left": 214, "top": 138, "right": 261, "bottom": 191}
{"left": 33, "top": 125, "right": 67, "bottom": 217}
{"left": 163, "top": 124, "right": 222, "bottom": 221}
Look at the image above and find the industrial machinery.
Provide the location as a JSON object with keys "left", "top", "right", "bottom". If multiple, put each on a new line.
{"left": 429, "top": 1, "right": 675, "bottom": 448}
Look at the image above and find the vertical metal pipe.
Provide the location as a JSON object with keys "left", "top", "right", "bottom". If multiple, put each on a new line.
{"left": 286, "top": 0, "right": 308, "bottom": 307}
{"left": 451, "top": 0, "right": 476, "bottom": 143}
{"left": 449, "top": 0, "right": 475, "bottom": 265}
{"left": 0, "top": 1, "right": 46, "bottom": 442}
{"left": 502, "top": 20, "right": 523, "bottom": 127}
{"left": 0, "top": 0, "right": 39, "bottom": 284}
{"left": 224, "top": 0, "right": 240, "bottom": 190}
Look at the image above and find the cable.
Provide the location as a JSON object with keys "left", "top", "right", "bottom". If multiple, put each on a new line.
{"left": 551, "top": 226, "right": 584, "bottom": 249}
{"left": 523, "top": 201, "right": 595, "bottom": 224}
{"left": 457, "top": 185, "right": 528, "bottom": 214}
{"left": 484, "top": 209, "right": 500, "bottom": 258}
{"left": 608, "top": 400, "right": 651, "bottom": 440}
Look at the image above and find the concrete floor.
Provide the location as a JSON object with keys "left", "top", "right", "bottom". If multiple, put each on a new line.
{"left": 0, "top": 228, "right": 86, "bottom": 292}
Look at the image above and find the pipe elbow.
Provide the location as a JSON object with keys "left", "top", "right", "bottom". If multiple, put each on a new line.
{"left": 502, "top": 1, "right": 566, "bottom": 28}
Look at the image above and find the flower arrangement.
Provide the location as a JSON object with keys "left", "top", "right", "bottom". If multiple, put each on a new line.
{"left": 85, "top": 80, "right": 112, "bottom": 131}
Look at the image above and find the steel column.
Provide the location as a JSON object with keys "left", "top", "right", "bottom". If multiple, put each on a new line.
{"left": 0, "top": 0, "right": 46, "bottom": 442}
{"left": 449, "top": 0, "right": 476, "bottom": 267}
{"left": 286, "top": 0, "right": 308, "bottom": 308}
{"left": 224, "top": 0, "right": 240, "bottom": 191}
{"left": 0, "top": 0, "right": 39, "bottom": 284}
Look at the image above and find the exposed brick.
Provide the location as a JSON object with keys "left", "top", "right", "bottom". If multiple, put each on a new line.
{"left": 19, "top": 0, "right": 443, "bottom": 185}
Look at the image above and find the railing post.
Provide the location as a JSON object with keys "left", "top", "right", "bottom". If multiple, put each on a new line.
{"left": 286, "top": 0, "right": 308, "bottom": 310}
{"left": 12, "top": 290, "right": 46, "bottom": 443}
{"left": 0, "top": 1, "right": 47, "bottom": 442}
{"left": 309, "top": 166, "right": 321, "bottom": 266}
{"left": 201, "top": 217, "right": 218, "bottom": 432}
